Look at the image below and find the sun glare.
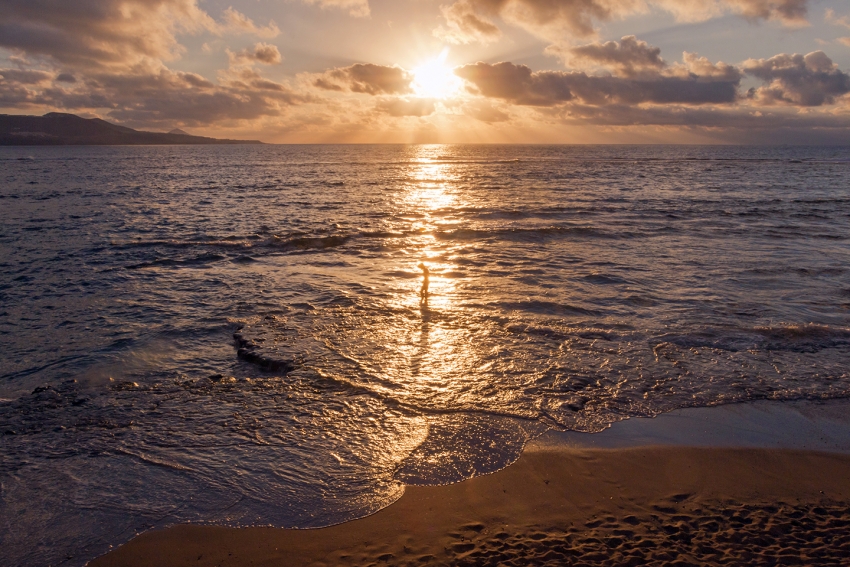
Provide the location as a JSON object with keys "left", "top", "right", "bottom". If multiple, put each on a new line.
{"left": 412, "top": 49, "right": 462, "bottom": 99}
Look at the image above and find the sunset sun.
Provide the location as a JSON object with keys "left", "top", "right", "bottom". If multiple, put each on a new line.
{"left": 411, "top": 49, "right": 462, "bottom": 99}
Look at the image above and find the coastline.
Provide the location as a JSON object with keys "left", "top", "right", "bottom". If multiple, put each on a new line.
{"left": 90, "top": 399, "right": 850, "bottom": 566}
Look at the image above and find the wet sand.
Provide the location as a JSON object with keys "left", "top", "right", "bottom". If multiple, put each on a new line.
{"left": 91, "top": 446, "right": 850, "bottom": 566}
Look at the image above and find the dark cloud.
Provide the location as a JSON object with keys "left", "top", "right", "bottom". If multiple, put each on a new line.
{"left": 0, "top": 68, "right": 53, "bottom": 85}
{"left": 314, "top": 64, "right": 413, "bottom": 95}
{"left": 743, "top": 51, "right": 850, "bottom": 106}
{"left": 376, "top": 98, "right": 437, "bottom": 117}
{"left": 563, "top": 35, "right": 665, "bottom": 76}
{"left": 55, "top": 73, "right": 77, "bottom": 83}
{"left": 455, "top": 62, "right": 573, "bottom": 105}
{"left": 454, "top": 61, "right": 740, "bottom": 106}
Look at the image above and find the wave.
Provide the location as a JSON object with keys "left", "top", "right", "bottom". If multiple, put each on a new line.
{"left": 110, "top": 224, "right": 640, "bottom": 266}
{"left": 654, "top": 324, "right": 850, "bottom": 354}
{"left": 126, "top": 253, "right": 227, "bottom": 270}
{"left": 433, "top": 226, "right": 624, "bottom": 242}
{"left": 264, "top": 234, "right": 350, "bottom": 252}
{"left": 494, "top": 300, "right": 600, "bottom": 317}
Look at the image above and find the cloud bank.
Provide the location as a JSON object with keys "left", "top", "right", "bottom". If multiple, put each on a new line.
{"left": 454, "top": 57, "right": 742, "bottom": 106}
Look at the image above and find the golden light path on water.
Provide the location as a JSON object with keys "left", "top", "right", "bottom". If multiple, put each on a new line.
{"left": 383, "top": 147, "right": 482, "bottom": 398}
{"left": 307, "top": 145, "right": 540, "bottom": 484}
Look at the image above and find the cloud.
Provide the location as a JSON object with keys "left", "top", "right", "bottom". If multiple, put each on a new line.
{"left": 668, "top": 52, "right": 742, "bottom": 82}
{"left": 0, "top": 68, "right": 53, "bottom": 85}
{"left": 228, "top": 43, "right": 282, "bottom": 65}
{"left": 0, "top": 0, "right": 208, "bottom": 69}
{"left": 376, "top": 97, "right": 437, "bottom": 116}
{"left": 313, "top": 64, "right": 413, "bottom": 95}
{"left": 0, "top": 0, "right": 295, "bottom": 130}
{"left": 0, "top": 1, "right": 278, "bottom": 70}
{"left": 219, "top": 7, "right": 280, "bottom": 38}
{"left": 435, "top": 0, "right": 812, "bottom": 45}
{"left": 827, "top": 9, "right": 850, "bottom": 46}
{"left": 655, "top": 0, "right": 808, "bottom": 25}
{"left": 301, "top": 0, "right": 370, "bottom": 17}
{"left": 434, "top": 1, "right": 503, "bottom": 44}
{"left": 728, "top": 0, "right": 809, "bottom": 23}
{"left": 825, "top": 8, "right": 850, "bottom": 29}
{"left": 435, "top": 0, "right": 641, "bottom": 44}
{"left": 559, "top": 35, "right": 665, "bottom": 76}
{"left": 454, "top": 60, "right": 741, "bottom": 106}
{"left": 743, "top": 51, "right": 850, "bottom": 106}
{"left": 456, "top": 49, "right": 850, "bottom": 110}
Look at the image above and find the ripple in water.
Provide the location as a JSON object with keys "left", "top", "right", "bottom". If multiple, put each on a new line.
{"left": 1, "top": 144, "right": 849, "bottom": 566}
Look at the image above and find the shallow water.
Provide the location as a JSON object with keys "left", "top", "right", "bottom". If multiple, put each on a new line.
{"left": 1, "top": 144, "right": 849, "bottom": 566}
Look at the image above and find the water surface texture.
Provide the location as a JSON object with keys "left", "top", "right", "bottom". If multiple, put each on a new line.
{"left": 1, "top": 145, "right": 849, "bottom": 566}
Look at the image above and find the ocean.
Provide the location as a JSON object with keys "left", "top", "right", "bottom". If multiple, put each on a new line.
{"left": 1, "top": 144, "right": 849, "bottom": 566}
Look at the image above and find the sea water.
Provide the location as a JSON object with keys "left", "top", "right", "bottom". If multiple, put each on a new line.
{"left": 1, "top": 144, "right": 849, "bottom": 566}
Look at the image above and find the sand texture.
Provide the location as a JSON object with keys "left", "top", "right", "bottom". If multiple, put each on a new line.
{"left": 90, "top": 447, "right": 850, "bottom": 566}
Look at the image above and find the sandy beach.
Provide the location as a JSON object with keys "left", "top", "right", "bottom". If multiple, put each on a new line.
{"left": 90, "top": 444, "right": 850, "bottom": 566}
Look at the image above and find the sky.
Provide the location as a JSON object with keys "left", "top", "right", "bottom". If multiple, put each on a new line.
{"left": 2, "top": 0, "right": 850, "bottom": 143}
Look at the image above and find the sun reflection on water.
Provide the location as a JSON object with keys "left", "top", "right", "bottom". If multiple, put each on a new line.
{"left": 369, "top": 145, "right": 487, "bottom": 395}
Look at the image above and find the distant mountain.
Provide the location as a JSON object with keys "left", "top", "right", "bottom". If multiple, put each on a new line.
{"left": 0, "top": 113, "right": 263, "bottom": 145}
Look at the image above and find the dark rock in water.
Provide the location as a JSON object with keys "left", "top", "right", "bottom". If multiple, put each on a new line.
{"left": 236, "top": 347, "right": 295, "bottom": 373}
{"left": 234, "top": 329, "right": 295, "bottom": 373}
{"left": 32, "top": 385, "right": 52, "bottom": 395}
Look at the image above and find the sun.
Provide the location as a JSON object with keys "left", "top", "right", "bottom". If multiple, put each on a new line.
{"left": 411, "top": 49, "right": 463, "bottom": 99}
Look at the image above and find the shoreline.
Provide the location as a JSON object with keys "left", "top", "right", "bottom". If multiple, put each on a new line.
{"left": 531, "top": 397, "right": 850, "bottom": 453}
{"left": 90, "top": 399, "right": 850, "bottom": 566}
{"left": 90, "top": 446, "right": 850, "bottom": 566}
